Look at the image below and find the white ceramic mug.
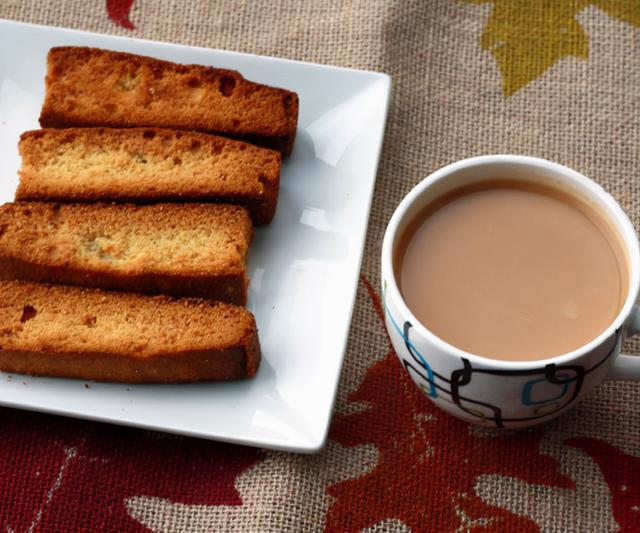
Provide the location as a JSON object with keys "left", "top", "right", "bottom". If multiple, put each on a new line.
{"left": 381, "top": 155, "right": 640, "bottom": 428}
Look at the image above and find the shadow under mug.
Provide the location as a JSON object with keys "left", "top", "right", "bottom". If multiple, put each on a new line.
{"left": 381, "top": 155, "right": 640, "bottom": 428}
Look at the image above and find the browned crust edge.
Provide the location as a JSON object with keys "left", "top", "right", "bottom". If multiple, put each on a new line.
{"left": 0, "top": 258, "right": 249, "bottom": 305}
{"left": 234, "top": 130, "right": 297, "bottom": 158}
{"left": 16, "top": 183, "right": 279, "bottom": 226}
{"left": 0, "top": 343, "right": 260, "bottom": 383}
{"left": 37, "top": 117, "right": 298, "bottom": 158}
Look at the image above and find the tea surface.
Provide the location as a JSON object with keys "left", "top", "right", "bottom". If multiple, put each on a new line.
{"left": 397, "top": 181, "right": 627, "bottom": 361}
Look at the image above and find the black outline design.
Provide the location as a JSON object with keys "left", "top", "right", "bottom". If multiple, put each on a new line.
{"left": 398, "top": 319, "right": 622, "bottom": 428}
{"left": 448, "top": 327, "right": 621, "bottom": 427}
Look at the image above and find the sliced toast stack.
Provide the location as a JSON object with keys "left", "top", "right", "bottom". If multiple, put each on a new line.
{"left": 0, "top": 47, "right": 299, "bottom": 383}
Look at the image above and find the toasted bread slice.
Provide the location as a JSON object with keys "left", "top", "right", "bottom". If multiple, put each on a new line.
{"left": 0, "top": 202, "right": 252, "bottom": 304}
{"left": 39, "top": 47, "right": 299, "bottom": 156}
{"left": 0, "top": 280, "right": 260, "bottom": 382}
{"left": 17, "top": 128, "right": 281, "bottom": 224}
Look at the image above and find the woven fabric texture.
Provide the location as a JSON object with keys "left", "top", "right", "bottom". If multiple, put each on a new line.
{"left": 0, "top": 1, "right": 639, "bottom": 531}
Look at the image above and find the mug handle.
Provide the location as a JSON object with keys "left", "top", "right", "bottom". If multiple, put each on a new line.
{"left": 607, "top": 305, "right": 640, "bottom": 380}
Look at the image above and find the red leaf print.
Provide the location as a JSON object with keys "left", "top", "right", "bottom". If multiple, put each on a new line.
{"left": 326, "top": 275, "right": 574, "bottom": 532}
{"left": 0, "top": 408, "right": 264, "bottom": 532}
{"left": 566, "top": 437, "right": 640, "bottom": 532}
{"left": 106, "top": 0, "right": 136, "bottom": 30}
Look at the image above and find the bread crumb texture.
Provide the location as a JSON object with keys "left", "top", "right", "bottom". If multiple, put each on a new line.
{"left": 17, "top": 128, "right": 280, "bottom": 223}
{"left": 0, "top": 281, "right": 256, "bottom": 357}
{"left": 0, "top": 202, "right": 252, "bottom": 275}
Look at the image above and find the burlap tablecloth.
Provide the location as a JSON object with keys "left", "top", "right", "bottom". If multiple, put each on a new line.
{"left": 1, "top": 1, "right": 639, "bottom": 531}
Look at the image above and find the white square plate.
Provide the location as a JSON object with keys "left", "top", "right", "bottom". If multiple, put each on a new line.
{"left": 0, "top": 19, "right": 390, "bottom": 452}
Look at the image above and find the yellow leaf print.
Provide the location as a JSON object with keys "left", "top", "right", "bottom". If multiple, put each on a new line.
{"left": 467, "top": 0, "right": 640, "bottom": 96}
